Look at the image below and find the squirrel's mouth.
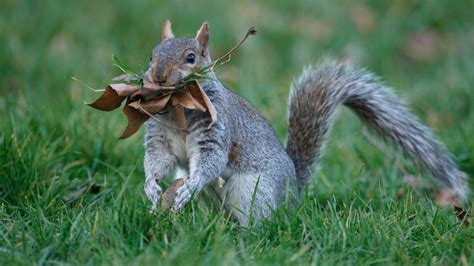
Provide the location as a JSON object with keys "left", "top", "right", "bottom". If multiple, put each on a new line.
{"left": 145, "top": 69, "right": 189, "bottom": 88}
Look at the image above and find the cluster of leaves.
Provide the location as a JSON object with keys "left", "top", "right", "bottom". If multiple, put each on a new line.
{"left": 88, "top": 79, "right": 216, "bottom": 139}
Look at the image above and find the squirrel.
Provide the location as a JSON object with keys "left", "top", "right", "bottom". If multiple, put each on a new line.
{"left": 143, "top": 20, "right": 469, "bottom": 226}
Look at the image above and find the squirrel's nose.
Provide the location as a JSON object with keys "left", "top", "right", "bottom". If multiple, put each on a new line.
{"left": 147, "top": 66, "right": 168, "bottom": 84}
{"left": 157, "top": 76, "right": 167, "bottom": 84}
{"left": 154, "top": 67, "right": 168, "bottom": 84}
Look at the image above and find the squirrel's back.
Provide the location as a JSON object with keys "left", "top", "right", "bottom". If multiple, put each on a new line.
{"left": 223, "top": 86, "right": 297, "bottom": 186}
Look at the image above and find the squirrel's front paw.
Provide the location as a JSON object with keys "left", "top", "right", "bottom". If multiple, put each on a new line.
{"left": 172, "top": 178, "right": 200, "bottom": 212}
{"left": 144, "top": 178, "right": 162, "bottom": 212}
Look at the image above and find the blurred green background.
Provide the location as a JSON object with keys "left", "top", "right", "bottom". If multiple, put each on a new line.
{"left": 0, "top": 0, "right": 473, "bottom": 264}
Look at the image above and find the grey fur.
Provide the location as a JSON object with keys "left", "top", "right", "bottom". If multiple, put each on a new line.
{"left": 287, "top": 59, "right": 468, "bottom": 198}
{"left": 143, "top": 35, "right": 468, "bottom": 226}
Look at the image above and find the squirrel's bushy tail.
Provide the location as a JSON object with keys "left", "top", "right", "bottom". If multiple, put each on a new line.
{"left": 286, "top": 59, "right": 468, "bottom": 199}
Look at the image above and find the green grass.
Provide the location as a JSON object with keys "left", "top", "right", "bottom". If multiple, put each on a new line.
{"left": 1, "top": 0, "right": 473, "bottom": 264}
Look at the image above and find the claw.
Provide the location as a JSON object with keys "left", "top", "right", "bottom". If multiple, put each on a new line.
{"left": 172, "top": 183, "right": 193, "bottom": 212}
{"left": 144, "top": 178, "right": 162, "bottom": 207}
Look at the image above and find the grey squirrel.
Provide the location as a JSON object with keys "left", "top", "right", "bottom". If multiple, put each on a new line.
{"left": 143, "top": 20, "right": 469, "bottom": 226}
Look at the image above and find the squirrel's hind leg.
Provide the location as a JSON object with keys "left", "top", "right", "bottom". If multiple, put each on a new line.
{"left": 218, "top": 173, "right": 278, "bottom": 226}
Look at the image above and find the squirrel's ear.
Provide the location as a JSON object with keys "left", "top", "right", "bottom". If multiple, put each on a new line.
{"left": 162, "top": 20, "right": 174, "bottom": 40}
{"left": 195, "top": 22, "right": 209, "bottom": 48}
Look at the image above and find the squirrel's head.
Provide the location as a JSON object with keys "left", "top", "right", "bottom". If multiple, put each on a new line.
{"left": 146, "top": 20, "right": 212, "bottom": 86}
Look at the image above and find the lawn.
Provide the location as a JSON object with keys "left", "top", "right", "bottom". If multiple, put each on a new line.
{"left": 0, "top": 0, "right": 473, "bottom": 264}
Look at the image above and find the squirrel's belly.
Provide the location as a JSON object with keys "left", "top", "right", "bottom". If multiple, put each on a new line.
{"left": 166, "top": 130, "right": 188, "bottom": 165}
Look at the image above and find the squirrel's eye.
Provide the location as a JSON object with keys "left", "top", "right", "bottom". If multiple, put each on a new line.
{"left": 186, "top": 53, "right": 196, "bottom": 64}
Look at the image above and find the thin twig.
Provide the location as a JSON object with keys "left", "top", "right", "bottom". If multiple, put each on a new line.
{"left": 113, "top": 64, "right": 127, "bottom": 74}
{"left": 71, "top": 77, "right": 105, "bottom": 92}
{"left": 210, "top": 27, "right": 257, "bottom": 71}
{"left": 180, "top": 27, "right": 257, "bottom": 83}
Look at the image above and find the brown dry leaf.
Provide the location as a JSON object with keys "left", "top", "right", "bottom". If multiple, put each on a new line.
{"left": 161, "top": 178, "right": 185, "bottom": 211}
{"left": 88, "top": 86, "right": 126, "bottom": 111}
{"left": 129, "top": 94, "right": 172, "bottom": 114}
{"left": 173, "top": 105, "right": 187, "bottom": 141}
{"left": 187, "top": 81, "right": 217, "bottom": 128}
{"left": 110, "top": 83, "right": 141, "bottom": 96}
{"left": 87, "top": 83, "right": 140, "bottom": 111}
{"left": 172, "top": 91, "right": 198, "bottom": 110}
{"left": 132, "top": 81, "right": 174, "bottom": 101}
{"left": 184, "top": 90, "right": 206, "bottom": 111}
{"left": 120, "top": 98, "right": 149, "bottom": 139}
